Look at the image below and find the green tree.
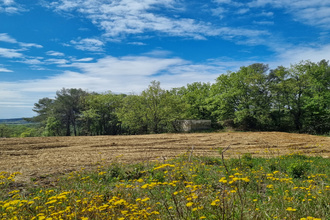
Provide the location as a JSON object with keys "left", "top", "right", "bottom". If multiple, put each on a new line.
{"left": 0, "top": 124, "right": 12, "bottom": 137}
{"left": 302, "top": 60, "right": 330, "bottom": 133}
{"left": 117, "top": 94, "right": 148, "bottom": 134}
{"left": 210, "top": 64, "right": 272, "bottom": 130}
{"left": 286, "top": 62, "right": 310, "bottom": 131}
{"left": 118, "top": 81, "right": 186, "bottom": 134}
{"left": 54, "top": 88, "right": 88, "bottom": 136}
{"left": 175, "top": 82, "right": 212, "bottom": 120}
{"left": 81, "top": 92, "right": 125, "bottom": 135}
{"left": 32, "top": 97, "right": 54, "bottom": 125}
{"left": 44, "top": 116, "right": 64, "bottom": 136}
{"left": 209, "top": 73, "right": 237, "bottom": 123}
{"left": 32, "top": 88, "right": 88, "bottom": 136}
{"left": 268, "top": 66, "right": 293, "bottom": 131}
{"left": 142, "top": 81, "right": 187, "bottom": 133}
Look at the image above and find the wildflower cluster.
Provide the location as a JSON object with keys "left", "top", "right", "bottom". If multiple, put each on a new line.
{"left": 0, "top": 171, "right": 21, "bottom": 186}
{"left": 0, "top": 152, "right": 329, "bottom": 219}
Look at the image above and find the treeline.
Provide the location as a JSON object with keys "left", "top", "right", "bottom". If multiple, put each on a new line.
{"left": 0, "top": 124, "right": 43, "bottom": 138}
{"left": 28, "top": 60, "right": 329, "bottom": 136}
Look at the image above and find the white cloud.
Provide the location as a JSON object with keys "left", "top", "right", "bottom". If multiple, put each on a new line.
{"left": 142, "top": 50, "right": 172, "bottom": 57}
{"left": 0, "top": 34, "right": 45, "bottom": 69}
{"left": 2, "top": 0, "right": 15, "bottom": 5}
{"left": 0, "top": 33, "right": 42, "bottom": 48}
{"left": 0, "top": 67, "right": 12, "bottom": 72}
{"left": 19, "top": 42, "right": 43, "bottom": 48}
{"left": 258, "top": 11, "right": 273, "bottom": 17}
{"left": 46, "top": 0, "right": 268, "bottom": 42}
{"left": 248, "top": 0, "right": 330, "bottom": 29}
{"left": 45, "top": 58, "right": 69, "bottom": 65}
{"left": 72, "top": 57, "right": 94, "bottom": 62}
{"left": 128, "top": 42, "right": 147, "bottom": 46}
{"left": 70, "top": 38, "right": 104, "bottom": 51}
{"left": 236, "top": 8, "right": 249, "bottom": 14}
{"left": 211, "top": 7, "right": 225, "bottom": 17}
{"left": 0, "top": 33, "right": 17, "bottom": 43}
{"left": 46, "top": 50, "right": 65, "bottom": 56}
{"left": 0, "top": 0, "right": 26, "bottom": 14}
{"left": 0, "top": 47, "right": 23, "bottom": 58}
{"left": 67, "top": 55, "right": 186, "bottom": 78}
{"left": 274, "top": 44, "right": 330, "bottom": 68}
{"left": 19, "top": 58, "right": 44, "bottom": 65}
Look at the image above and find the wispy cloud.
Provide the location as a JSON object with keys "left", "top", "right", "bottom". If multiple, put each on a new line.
{"left": 0, "top": 48, "right": 23, "bottom": 58}
{"left": 19, "top": 43, "right": 43, "bottom": 48}
{"left": 19, "top": 57, "right": 44, "bottom": 65}
{"left": 128, "top": 42, "right": 147, "bottom": 46}
{"left": 70, "top": 38, "right": 104, "bottom": 51}
{"left": 0, "top": 33, "right": 45, "bottom": 67}
{"left": 46, "top": 50, "right": 65, "bottom": 56}
{"left": 0, "top": 33, "right": 17, "bottom": 43}
{"left": 45, "top": 0, "right": 268, "bottom": 43}
{"left": 0, "top": 33, "right": 43, "bottom": 48}
{"left": 45, "top": 58, "right": 69, "bottom": 65}
{"left": 248, "top": 0, "right": 330, "bottom": 29}
{"left": 72, "top": 57, "right": 94, "bottom": 62}
{"left": 0, "top": 67, "right": 12, "bottom": 72}
{"left": 0, "top": 0, "right": 27, "bottom": 14}
{"left": 236, "top": 8, "right": 249, "bottom": 14}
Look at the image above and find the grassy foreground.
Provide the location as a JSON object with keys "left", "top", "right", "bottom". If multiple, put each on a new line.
{"left": 1, "top": 150, "right": 329, "bottom": 220}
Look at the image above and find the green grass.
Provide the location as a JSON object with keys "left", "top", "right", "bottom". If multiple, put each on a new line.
{"left": 1, "top": 152, "right": 329, "bottom": 220}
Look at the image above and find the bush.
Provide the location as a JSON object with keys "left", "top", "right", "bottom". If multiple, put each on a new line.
{"left": 287, "top": 161, "right": 311, "bottom": 178}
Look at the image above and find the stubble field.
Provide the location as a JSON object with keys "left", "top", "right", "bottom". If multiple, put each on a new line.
{"left": 0, "top": 132, "right": 329, "bottom": 182}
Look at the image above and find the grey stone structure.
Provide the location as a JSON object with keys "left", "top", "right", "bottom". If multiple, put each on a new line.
{"left": 175, "top": 120, "right": 211, "bottom": 132}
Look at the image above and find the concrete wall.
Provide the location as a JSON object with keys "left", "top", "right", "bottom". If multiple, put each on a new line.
{"left": 176, "top": 120, "right": 212, "bottom": 132}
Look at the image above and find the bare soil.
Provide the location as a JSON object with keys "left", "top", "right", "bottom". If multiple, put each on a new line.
{"left": 0, "top": 132, "right": 329, "bottom": 182}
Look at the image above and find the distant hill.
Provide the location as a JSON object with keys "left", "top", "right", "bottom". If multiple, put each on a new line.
{"left": 0, "top": 118, "right": 33, "bottom": 125}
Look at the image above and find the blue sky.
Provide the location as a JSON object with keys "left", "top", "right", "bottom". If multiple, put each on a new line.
{"left": 1, "top": 0, "right": 330, "bottom": 118}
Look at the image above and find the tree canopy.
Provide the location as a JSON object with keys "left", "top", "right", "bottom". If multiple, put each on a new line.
{"left": 29, "top": 60, "right": 330, "bottom": 136}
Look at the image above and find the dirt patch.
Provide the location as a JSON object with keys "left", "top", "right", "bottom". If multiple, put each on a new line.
{"left": 0, "top": 132, "right": 329, "bottom": 182}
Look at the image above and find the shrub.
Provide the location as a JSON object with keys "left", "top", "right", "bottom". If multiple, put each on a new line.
{"left": 287, "top": 161, "right": 311, "bottom": 178}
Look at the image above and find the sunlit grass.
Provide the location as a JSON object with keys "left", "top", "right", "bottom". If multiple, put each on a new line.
{"left": 1, "top": 151, "right": 329, "bottom": 219}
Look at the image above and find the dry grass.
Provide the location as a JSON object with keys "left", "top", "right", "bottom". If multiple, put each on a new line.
{"left": 0, "top": 132, "right": 329, "bottom": 182}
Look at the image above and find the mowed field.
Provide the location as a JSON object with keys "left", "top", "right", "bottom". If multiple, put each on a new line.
{"left": 1, "top": 132, "right": 329, "bottom": 182}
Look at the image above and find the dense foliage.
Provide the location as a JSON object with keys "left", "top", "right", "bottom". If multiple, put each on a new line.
{"left": 27, "top": 60, "right": 330, "bottom": 136}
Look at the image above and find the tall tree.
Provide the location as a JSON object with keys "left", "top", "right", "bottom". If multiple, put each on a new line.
{"left": 32, "top": 97, "right": 54, "bottom": 124}
{"left": 118, "top": 81, "right": 186, "bottom": 134}
{"left": 210, "top": 64, "right": 272, "bottom": 130}
{"left": 54, "top": 88, "right": 88, "bottom": 136}
{"left": 33, "top": 88, "right": 89, "bottom": 136}
{"left": 268, "top": 66, "right": 293, "bottom": 131}
{"left": 303, "top": 60, "right": 330, "bottom": 133}
{"left": 286, "top": 62, "right": 310, "bottom": 131}
{"left": 117, "top": 94, "right": 148, "bottom": 134}
{"left": 176, "top": 82, "right": 212, "bottom": 120}
{"left": 81, "top": 92, "right": 125, "bottom": 135}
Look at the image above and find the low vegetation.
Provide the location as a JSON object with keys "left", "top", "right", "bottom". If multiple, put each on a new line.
{"left": 1, "top": 150, "right": 329, "bottom": 219}
{"left": 0, "top": 123, "right": 43, "bottom": 138}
